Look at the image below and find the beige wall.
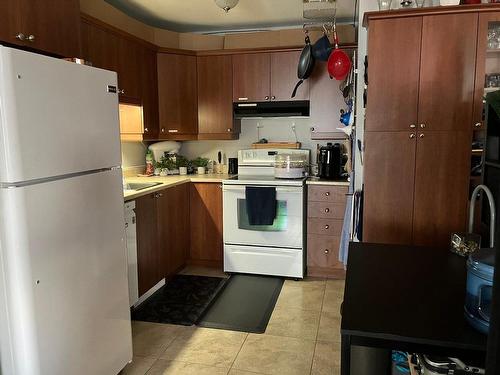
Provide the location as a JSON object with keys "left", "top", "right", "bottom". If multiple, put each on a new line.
{"left": 79, "top": 0, "right": 356, "bottom": 50}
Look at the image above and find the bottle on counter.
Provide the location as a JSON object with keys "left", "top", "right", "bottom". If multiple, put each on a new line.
{"left": 145, "top": 150, "right": 154, "bottom": 176}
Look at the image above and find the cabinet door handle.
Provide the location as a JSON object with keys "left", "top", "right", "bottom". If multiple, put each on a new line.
{"left": 324, "top": 249, "right": 330, "bottom": 254}
{"left": 474, "top": 122, "right": 482, "bottom": 128}
{"left": 325, "top": 192, "right": 330, "bottom": 196}
{"left": 238, "top": 97, "right": 248, "bottom": 101}
{"left": 168, "top": 129, "right": 178, "bottom": 133}
{"left": 409, "top": 124, "right": 416, "bottom": 129}
{"left": 324, "top": 224, "right": 330, "bottom": 230}
{"left": 15, "top": 33, "right": 25, "bottom": 41}
{"left": 419, "top": 133, "right": 425, "bottom": 138}
{"left": 144, "top": 128, "right": 149, "bottom": 132}
{"left": 161, "top": 128, "right": 165, "bottom": 133}
{"left": 420, "top": 123, "right": 426, "bottom": 129}
{"left": 26, "top": 34, "right": 35, "bottom": 42}
{"left": 118, "top": 89, "right": 125, "bottom": 95}
{"left": 271, "top": 95, "right": 276, "bottom": 100}
{"left": 324, "top": 208, "right": 330, "bottom": 213}
{"left": 227, "top": 128, "right": 232, "bottom": 132}
{"left": 410, "top": 133, "right": 416, "bottom": 139}
{"left": 265, "top": 96, "right": 270, "bottom": 100}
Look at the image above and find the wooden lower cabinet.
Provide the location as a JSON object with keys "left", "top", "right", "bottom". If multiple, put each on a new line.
{"left": 157, "top": 184, "right": 189, "bottom": 277}
{"left": 307, "top": 185, "right": 348, "bottom": 278}
{"left": 135, "top": 192, "right": 160, "bottom": 296}
{"left": 189, "top": 183, "right": 223, "bottom": 267}
{"left": 135, "top": 184, "right": 189, "bottom": 296}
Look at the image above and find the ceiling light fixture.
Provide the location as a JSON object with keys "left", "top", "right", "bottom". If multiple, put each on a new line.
{"left": 214, "top": 0, "right": 240, "bottom": 13}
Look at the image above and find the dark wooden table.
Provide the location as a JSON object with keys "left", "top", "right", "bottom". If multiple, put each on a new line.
{"left": 341, "top": 242, "right": 488, "bottom": 374}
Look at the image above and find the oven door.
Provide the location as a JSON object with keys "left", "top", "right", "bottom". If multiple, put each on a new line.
{"left": 223, "top": 184, "right": 303, "bottom": 249}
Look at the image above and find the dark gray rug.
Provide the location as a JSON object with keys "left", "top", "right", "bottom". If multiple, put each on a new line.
{"left": 131, "top": 275, "right": 227, "bottom": 326}
{"left": 197, "top": 274, "right": 284, "bottom": 333}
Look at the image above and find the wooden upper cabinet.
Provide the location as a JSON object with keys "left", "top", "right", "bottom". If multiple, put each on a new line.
{"left": 271, "top": 51, "right": 309, "bottom": 101}
{"left": 197, "top": 55, "right": 239, "bottom": 139}
{"left": 21, "top": 0, "right": 81, "bottom": 57}
{"left": 365, "top": 17, "right": 422, "bottom": 132}
{"left": 141, "top": 47, "right": 159, "bottom": 140}
{"left": 233, "top": 53, "right": 271, "bottom": 102}
{"left": 189, "top": 183, "right": 223, "bottom": 266}
{"left": 117, "top": 38, "right": 142, "bottom": 100}
{"left": 158, "top": 53, "right": 198, "bottom": 138}
{"left": 80, "top": 20, "right": 119, "bottom": 73}
{"left": 412, "top": 131, "right": 471, "bottom": 248}
{"left": 418, "top": 13, "right": 478, "bottom": 132}
{"left": 363, "top": 131, "right": 417, "bottom": 245}
{"left": 0, "top": 1, "right": 22, "bottom": 45}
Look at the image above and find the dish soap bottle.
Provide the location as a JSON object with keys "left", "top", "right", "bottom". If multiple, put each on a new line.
{"left": 145, "top": 150, "right": 154, "bottom": 176}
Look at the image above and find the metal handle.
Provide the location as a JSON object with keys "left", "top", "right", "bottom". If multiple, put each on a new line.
{"left": 419, "top": 133, "right": 425, "bottom": 138}
{"left": 325, "top": 192, "right": 330, "bottom": 196}
{"left": 271, "top": 95, "right": 276, "bottom": 100}
{"left": 324, "top": 224, "right": 330, "bottom": 230}
{"left": 324, "top": 249, "right": 330, "bottom": 254}
{"left": 410, "top": 124, "right": 416, "bottom": 129}
{"left": 155, "top": 192, "right": 164, "bottom": 198}
{"left": 237, "top": 97, "right": 248, "bottom": 101}
{"left": 15, "top": 33, "right": 25, "bottom": 41}
{"left": 310, "top": 127, "right": 315, "bottom": 132}
{"left": 168, "top": 129, "right": 178, "bottom": 133}
{"left": 26, "top": 34, "right": 35, "bottom": 42}
{"left": 420, "top": 123, "right": 426, "bottom": 129}
{"left": 144, "top": 128, "right": 149, "bottom": 132}
{"left": 227, "top": 128, "right": 232, "bottom": 132}
{"left": 469, "top": 184, "right": 496, "bottom": 247}
{"left": 324, "top": 208, "right": 330, "bottom": 213}
{"left": 125, "top": 222, "right": 129, "bottom": 228}
{"left": 475, "top": 122, "right": 482, "bottom": 128}
{"left": 118, "top": 89, "right": 125, "bottom": 95}
{"left": 265, "top": 96, "right": 270, "bottom": 100}
{"left": 161, "top": 128, "right": 165, "bottom": 133}
{"left": 409, "top": 133, "right": 416, "bottom": 139}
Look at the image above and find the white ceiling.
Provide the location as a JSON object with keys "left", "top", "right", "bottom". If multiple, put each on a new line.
{"left": 105, "top": 0, "right": 357, "bottom": 33}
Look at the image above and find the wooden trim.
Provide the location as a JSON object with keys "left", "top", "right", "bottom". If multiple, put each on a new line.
{"left": 186, "top": 259, "right": 223, "bottom": 268}
{"left": 307, "top": 266, "right": 346, "bottom": 279}
{"left": 80, "top": 12, "right": 158, "bottom": 51}
{"left": 157, "top": 47, "right": 197, "bottom": 56}
{"left": 363, "top": 3, "right": 500, "bottom": 27}
{"left": 197, "top": 133, "right": 240, "bottom": 140}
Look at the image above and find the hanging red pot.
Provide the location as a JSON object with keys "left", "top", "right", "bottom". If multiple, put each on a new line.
{"left": 327, "top": 21, "right": 351, "bottom": 81}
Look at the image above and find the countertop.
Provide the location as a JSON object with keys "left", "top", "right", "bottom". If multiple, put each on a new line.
{"left": 306, "top": 177, "right": 350, "bottom": 186}
{"left": 123, "top": 174, "right": 234, "bottom": 201}
{"left": 341, "top": 242, "right": 487, "bottom": 359}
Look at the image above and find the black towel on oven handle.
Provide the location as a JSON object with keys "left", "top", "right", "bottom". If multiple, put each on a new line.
{"left": 245, "top": 186, "right": 277, "bottom": 226}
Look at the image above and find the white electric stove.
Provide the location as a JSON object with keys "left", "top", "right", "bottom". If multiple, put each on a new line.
{"left": 222, "top": 148, "right": 309, "bottom": 278}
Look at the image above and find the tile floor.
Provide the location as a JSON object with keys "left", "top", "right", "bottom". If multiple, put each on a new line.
{"left": 122, "top": 277, "right": 344, "bottom": 375}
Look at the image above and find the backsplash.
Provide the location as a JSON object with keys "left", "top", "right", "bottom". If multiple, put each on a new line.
{"left": 120, "top": 118, "right": 348, "bottom": 173}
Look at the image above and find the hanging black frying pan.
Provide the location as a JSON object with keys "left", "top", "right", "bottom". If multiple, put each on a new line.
{"left": 291, "top": 34, "right": 315, "bottom": 98}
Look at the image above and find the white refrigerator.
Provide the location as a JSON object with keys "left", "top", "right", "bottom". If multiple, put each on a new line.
{"left": 0, "top": 46, "right": 132, "bottom": 374}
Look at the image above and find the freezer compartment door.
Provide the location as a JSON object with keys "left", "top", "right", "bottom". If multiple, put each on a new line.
{"left": 0, "top": 46, "right": 121, "bottom": 183}
{"left": 0, "top": 169, "right": 132, "bottom": 375}
{"left": 224, "top": 244, "right": 304, "bottom": 278}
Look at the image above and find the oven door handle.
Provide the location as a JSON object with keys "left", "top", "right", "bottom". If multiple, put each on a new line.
{"left": 222, "top": 185, "right": 302, "bottom": 193}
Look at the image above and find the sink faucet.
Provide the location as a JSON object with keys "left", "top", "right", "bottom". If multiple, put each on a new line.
{"left": 469, "top": 184, "right": 496, "bottom": 248}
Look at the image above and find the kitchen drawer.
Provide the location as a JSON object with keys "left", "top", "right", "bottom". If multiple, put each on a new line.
{"left": 308, "top": 218, "right": 344, "bottom": 236}
{"left": 308, "top": 185, "right": 348, "bottom": 203}
{"left": 307, "top": 235, "right": 343, "bottom": 269}
{"left": 308, "top": 202, "right": 345, "bottom": 219}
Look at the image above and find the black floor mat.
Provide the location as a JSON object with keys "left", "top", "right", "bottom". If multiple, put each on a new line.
{"left": 197, "top": 274, "right": 284, "bottom": 333}
{"left": 131, "top": 275, "right": 227, "bottom": 326}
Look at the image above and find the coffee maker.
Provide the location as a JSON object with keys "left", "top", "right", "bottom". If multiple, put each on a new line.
{"left": 317, "top": 143, "right": 346, "bottom": 180}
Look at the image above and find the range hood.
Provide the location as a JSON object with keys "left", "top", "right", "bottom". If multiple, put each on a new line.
{"left": 233, "top": 101, "right": 310, "bottom": 118}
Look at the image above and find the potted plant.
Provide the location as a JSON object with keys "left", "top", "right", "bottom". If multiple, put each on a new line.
{"left": 191, "top": 157, "right": 209, "bottom": 175}
{"left": 156, "top": 156, "right": 176, "bottom": 176}
{"left": 176, "top": 155, "right": 190, "bottom": 175}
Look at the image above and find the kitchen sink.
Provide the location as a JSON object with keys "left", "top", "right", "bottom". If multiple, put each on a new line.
{"left": 125, "top": 182, "right": 163, "bottom": 191}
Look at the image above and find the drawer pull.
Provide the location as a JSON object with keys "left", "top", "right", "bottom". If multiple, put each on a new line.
{"left": 324, "top": 224, "right": 330, "bottom": 230}
{"left": 325, "top": 192, "right": 330, "bottom": 196}
{"left": 324, "top": 249, "right": 329, "bottom": 254}
{"left": 324, "top": 208, "right": 330, "bottom": 213}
